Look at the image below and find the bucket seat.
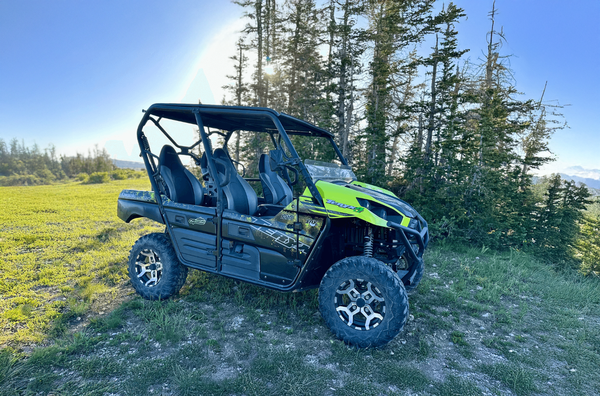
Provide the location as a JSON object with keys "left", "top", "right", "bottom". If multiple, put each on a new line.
{"left": 158, "top": 145, "right": 204, "bottom": 205}
{"left": 259, "top": 152, "right": 293, "bottom": 206}
{"left": 204, "top": 148, "right": 258, "bottom": 216}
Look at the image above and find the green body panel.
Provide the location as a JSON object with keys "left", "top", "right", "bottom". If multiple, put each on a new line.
{"left": 299, "top": 181, "right": 410, "bottom": 228}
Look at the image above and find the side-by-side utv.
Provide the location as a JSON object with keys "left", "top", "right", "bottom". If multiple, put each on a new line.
{"left": 117, "top": 104, "right": 429, "bottom": 347}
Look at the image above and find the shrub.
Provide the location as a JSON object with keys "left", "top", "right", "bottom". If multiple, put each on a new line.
{"left": 86, "top": 172, "right": 110, "bottom": 184}
{"left": 0, "top": 174, "right": 42, "bottom": 186}
{"left": 76, "top": 173, "right": 89, "bottom": 182}
{"left": 110, "top": 170, "right": 128, "bottom": 180}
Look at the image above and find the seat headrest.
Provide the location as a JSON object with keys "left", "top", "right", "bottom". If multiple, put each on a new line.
{"left": 159, "top": 145, "right": 181, "bottom": 168}
{"left": 212, "top": 148, "right": 232, "bottom": 175}
{"left": 259, "top": 153, "right": 269, "bottom": 173}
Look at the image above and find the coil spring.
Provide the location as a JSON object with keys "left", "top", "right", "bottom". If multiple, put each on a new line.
{"left": 363, "top": 228, "right": 374, "bottom": 257}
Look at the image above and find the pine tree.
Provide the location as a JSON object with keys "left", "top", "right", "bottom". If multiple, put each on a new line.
{"left": 235, "top": 0, "right": 268, "bottom": 106}
{"left": 223, "top": 37, "right": 251, "bottom": 166}
{"left": 576, "top": 213, "right": 600, "bottom": 276}
{"left": 362, "top": 0, "right": 435, "bottom": 186}
{"left": 533, "top": 175, "right": 591, "bottom": 262}
{"left": 328, "top": 0, "right": 366, "bottom": 161}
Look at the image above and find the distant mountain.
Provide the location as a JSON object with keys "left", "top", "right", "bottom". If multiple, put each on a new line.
{"left": 559, "top": 173, "right": 600, "bottom": 190}
{"left": 563, "top": 166, "right": 600, "bottom": 180}
{"left": 532, "top": 172, "right": 600, "bottom": 196}
{"left": 113, "top": 159, "right": 145, "bottom": 170}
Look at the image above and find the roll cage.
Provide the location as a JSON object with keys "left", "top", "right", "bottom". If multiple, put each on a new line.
{"left": 136, "top": 103, "right": 347, "bottom": 235}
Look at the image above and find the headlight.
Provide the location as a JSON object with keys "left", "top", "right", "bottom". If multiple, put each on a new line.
{"left": 356, "top": 198, "right": 371, "bottom": 210}
{"left": 357, "top": 198, "right": 390, "bottom": 220}
{"left": 372, "top": 207, "right": 387, "bottom": 220}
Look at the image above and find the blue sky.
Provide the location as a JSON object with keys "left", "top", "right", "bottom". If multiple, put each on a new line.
{"left": 0, "top": 0, "right": 598, "bottom": 175}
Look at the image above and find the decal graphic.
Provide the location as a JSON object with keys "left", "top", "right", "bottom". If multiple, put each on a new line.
{"left": 223, "top": 212, "right": 313, "bottom": 255}
{"left": 280, "top": 213, "right": 295, "bottom": 221}
{"left": 326, "top": 199, "right": 365, "bottom": 213}
{"left": 308, "top": 219, "right": 317, "bottom": 227}
{"left": 188, "top": 217, "right": 207, "bottom": 226}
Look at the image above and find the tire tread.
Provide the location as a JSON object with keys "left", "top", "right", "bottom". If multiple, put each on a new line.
{"left": 318, "top": 256, "right": 408, "bottom": 348}
{"left": 128, "top": 233, "right": 188, "bottom": 300}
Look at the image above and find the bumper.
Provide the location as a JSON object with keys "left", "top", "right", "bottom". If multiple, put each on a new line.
{"left": 387, "top": 214, "right": 429, "bottom": 262}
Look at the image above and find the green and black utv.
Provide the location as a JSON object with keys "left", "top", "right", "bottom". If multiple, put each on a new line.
{"left": 117, "top": 104, "right": 429, "bottom": 347}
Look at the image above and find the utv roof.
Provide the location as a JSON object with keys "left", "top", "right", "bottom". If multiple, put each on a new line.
{"left": 143, "top": 103, "right": 334, "bottom": 138}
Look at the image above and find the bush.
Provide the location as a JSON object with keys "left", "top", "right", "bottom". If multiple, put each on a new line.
{"left": 110, "top": 170, "right": 128, "bottom": 180}
{"left": 110, "top": 169, "right": 146, "bottom": 180}
{"left": 86, "top": 172, "right": 110, "bottom": 184}
{"left": 0, "top": 174, "right": 42, "bottom": 186}
{"left": 76, "top": 173, "right": 89, "bottom": 182}
{"left": 131, "top": 170, "right": 144, "bottom": 179}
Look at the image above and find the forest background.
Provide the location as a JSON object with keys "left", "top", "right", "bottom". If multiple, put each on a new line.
{"left": 1, "top": 0, "right": 599, "bottom": 275}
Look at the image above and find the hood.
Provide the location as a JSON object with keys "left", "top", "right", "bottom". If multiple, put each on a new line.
{"left": 348, "top": 181, "right": 418, "bottom": 218}
{"left": 309, "top": 180, "right": 419, "bottom": 228}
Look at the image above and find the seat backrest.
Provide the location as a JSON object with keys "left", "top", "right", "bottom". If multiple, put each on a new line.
{"left": 259, "top": 153, "right": 293, "bottom": 206}
{"left": 158, "top": 145, "right": 204, "bottom": 205}
{"left": 212, "top": 148, "right": 258, "bottom": 216}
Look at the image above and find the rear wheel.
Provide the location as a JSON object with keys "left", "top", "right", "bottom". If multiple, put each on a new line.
{"left": 128, "top": 233, "right": 188, "bottom": 300}
{"left": 318, "top": 256, "right": 408, "bottom": 348}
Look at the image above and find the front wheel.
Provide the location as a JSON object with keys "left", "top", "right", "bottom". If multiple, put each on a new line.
{"left": 318, "top": 256, "right": 408, "bottom": 348}
{"left": 128, "top": 233, "right": 188, "bottom": 300}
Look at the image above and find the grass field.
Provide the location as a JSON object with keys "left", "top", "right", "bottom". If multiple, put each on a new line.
{"left": 0, "top": 179, "right": 163, "bottom": 346}
{"left": 1, "top": 181, "right": 600, "bottom": 395}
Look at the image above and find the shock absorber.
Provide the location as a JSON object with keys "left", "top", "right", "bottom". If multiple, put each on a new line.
{"left": 363, "top": 227, "right": 374, "bottom": 257}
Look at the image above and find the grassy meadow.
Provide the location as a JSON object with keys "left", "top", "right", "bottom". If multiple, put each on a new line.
{"left": 0, "top": 178, "right": 163, "bottom": 346}
{"left": 1, "top": 180, "right": 600, "bottom": 395}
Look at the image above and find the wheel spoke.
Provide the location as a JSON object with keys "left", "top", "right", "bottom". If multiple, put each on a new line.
{"left": 145, "top": 271, "right": 158, "bottom": 287}
{"left": 336, "top": 303, "right": 359, "bottom": 326}
{"left": 363, "top": 282, "right": 384, "bottom": 304}
{"left": 336, "top": 280, "right": 360, "bottom": 302}
{"left": 136, "top": 262, "right": 149, "bottom": 278}
{"left": 361, "top": 305, "right": 384, "bottom": 330}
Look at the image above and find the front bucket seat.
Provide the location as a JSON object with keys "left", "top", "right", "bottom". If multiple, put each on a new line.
{"left": 259, "top": 153, "right": 293, "bottom": 206}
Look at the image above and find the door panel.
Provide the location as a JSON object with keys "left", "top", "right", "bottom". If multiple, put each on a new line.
{"left": 170, "top": 228, "right": 216, "bottom": 268}
{"left": 164, "top": 203, "right": 217, "bottom": 268}
{"left": 221, "top": 241, "right": 260, "bottom": 280}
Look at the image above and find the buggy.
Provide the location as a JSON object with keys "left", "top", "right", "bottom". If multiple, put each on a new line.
{"left": 117, "top": 104, "right": 429, "bottom": 347}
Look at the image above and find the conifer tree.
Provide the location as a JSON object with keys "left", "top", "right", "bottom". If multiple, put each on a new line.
{"left": 328, "top": 0, "right": 366, "bottom": 160}
{"left": 223, "top": 37, "right": 251, "bottom": 165}
{"left": 576, "top": 213, "right": 600, "bottom": 275}
{"left": 362, "top": 0, "right": 435, "bottom": 186}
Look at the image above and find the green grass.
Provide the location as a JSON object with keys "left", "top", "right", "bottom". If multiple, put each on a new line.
{"left": 0, "top": 179, "right": 163, "bottom": 346}
{"left": 1, "top": 181, "right": 600, "bottom": 395}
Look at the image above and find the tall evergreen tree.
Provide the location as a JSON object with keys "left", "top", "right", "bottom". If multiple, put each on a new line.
{"left": 223, "top": 37, "right": 251, "bottom": 165}
{"left": 328, "top": 0, "right": 366, "bottom": 160}
{"left": 576, "top": 213, "right": 600, "bottom": 275}
{"left": 361, "top": 0, "right": 435, "bottom": 186}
